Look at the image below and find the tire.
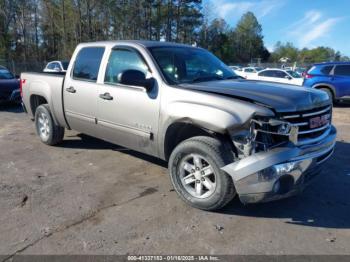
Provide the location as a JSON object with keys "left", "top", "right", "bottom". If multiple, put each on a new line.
{"left": 168, "top": 136, "right": 236, "bottom": 211}
{"left": 320, "top": 88, "right": 334, "bottom": 104}
{"left": 34, "top": 104, "right": 64, "bottom": 145}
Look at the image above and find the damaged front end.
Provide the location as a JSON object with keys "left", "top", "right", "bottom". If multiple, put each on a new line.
{"left": 223, "top": 105, "right": 336, "bottom": 204}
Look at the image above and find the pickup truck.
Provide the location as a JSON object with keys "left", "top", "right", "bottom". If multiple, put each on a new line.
{"left": 21, "top": 41, "right": 336, "bottom": 210}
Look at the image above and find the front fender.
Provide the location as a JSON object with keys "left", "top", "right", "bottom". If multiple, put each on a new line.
{"left": 165, "top": 101, "right": 244, "bottom": 133}
{"left": 164, "top": 100, "right": 274, "bottom": 133}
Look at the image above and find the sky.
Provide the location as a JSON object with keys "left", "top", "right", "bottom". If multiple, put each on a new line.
{"left": 206, "top": 0, "right": 350, "bottom": 56}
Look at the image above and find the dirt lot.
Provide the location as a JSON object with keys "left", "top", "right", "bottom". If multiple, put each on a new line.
{"left": 0, "top": 104, "right": 350, "bottom": 258}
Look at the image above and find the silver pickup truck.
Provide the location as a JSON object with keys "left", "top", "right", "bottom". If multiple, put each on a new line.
{"left": 21, "top": 40, "right": 336, "bottom": 210}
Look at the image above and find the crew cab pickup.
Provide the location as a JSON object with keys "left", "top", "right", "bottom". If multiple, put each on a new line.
{"left": 21, "top": 41, "right": 336, "bottom": 210}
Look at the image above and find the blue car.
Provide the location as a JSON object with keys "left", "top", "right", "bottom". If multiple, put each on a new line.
{"left": 303, "top": 62, "right": 350, "bottom": 103}
{"left": 0, "top": 66, "right": 21, "bottom": 105}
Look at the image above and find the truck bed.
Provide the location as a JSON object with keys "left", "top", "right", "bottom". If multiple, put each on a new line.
{"left": 21, "top": 72, "right": 68, "bottom": 128}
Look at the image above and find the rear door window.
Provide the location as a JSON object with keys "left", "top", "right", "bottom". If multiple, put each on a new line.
{"left": 259, "top": 70, "right": 273, "bottom": 77}
{"left": 320, "top": 65, "right": 333, "bottom": 75}
{"left": 73, "top": 47, "right": 105, "bottom": 82}
{"left": 334, "top": 65, "right": 350, "bottom": 76}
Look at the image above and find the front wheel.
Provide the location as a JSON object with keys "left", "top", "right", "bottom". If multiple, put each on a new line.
{"left": 168, "top": 136, "right": 236, "bottom": 210}
{"left": 35, "top": 104, "right": 64, "bottom": 145}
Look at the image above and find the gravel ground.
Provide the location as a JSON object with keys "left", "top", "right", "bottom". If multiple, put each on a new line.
{"left": 0, "top": 103, "right": 349, "bottom": 258}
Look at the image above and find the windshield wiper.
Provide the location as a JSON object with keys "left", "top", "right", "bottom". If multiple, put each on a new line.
{"left": 191, "top": 75, "right": 224, "bottom": 83}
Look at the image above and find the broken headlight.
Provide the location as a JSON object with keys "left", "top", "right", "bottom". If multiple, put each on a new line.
{"left": 231, "top": 117, "right": 299, "bottom": 158}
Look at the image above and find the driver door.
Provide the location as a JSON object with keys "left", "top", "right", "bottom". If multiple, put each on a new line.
{"left": 97, "top": 47, "right": 160, "bottom": 155}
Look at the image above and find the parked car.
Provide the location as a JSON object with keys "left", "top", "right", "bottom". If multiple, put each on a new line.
{"left": 43, "top": 60, "right": 69, "bottom": 73}
{"left": 229, "top": 65, "right": 242, "bottom": 72}
{"left": 295, "top": 67, "right": 307, "bottom": 76}
{"left": 235, "top": 67, "right": 264, "bottom": 79}
{"left": 21, "top": 41, "right": 335, "bottom": 210}
{"left": 303, "top": 62, "right": 350, "bottom": 102}
{"left": 253, "top": 68, "right": 304, "bottom": 86}
{"left": 0, "top": 66, "right": 21, "bottom": 104}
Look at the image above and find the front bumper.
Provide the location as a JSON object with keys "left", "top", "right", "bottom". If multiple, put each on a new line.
{"left": 222, "top": 125, "right": 337, "bottom": 204}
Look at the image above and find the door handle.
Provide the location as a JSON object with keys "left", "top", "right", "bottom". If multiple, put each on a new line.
{"left": 99, "top": 92, "right": 113, "bottom": 100}
{"left": 66, "top": 86, "right": 76, "bottom": 93}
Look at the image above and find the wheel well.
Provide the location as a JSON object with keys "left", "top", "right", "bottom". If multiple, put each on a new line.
{"left": 164, "top": 122, "right": 231, "bottom": 161}
{"left": 30, "top": 95, "right": 48, "bottom": 116}
{"left": 314, "top": 86, "right": 335, "bottom": 98}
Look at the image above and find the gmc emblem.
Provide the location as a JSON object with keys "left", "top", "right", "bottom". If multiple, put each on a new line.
{"left": 309, "top": 114, "right": 330, "bottom": 129}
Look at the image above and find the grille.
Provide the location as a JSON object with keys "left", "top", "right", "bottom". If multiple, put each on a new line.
{"left": 279, "top": 105, "right": 332, "bottom": 145}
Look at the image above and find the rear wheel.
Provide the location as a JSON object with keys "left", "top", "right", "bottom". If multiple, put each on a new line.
{"left": 168, "top": 136, "right": 236, "bottom": 211}
{"left": 35, "top": 104, "right": 64, "bottom": 145}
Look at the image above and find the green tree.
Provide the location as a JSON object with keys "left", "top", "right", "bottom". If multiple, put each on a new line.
{"left": 233, "top": 12, "right": 266, "bottom": 62}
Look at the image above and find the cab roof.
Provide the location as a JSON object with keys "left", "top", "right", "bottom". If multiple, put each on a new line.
{"left": 78, "top": 40, "right": 195, "bottom": 49}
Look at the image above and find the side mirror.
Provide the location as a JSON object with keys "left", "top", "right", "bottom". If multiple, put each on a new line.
{"left": 119, "top": 70, "right": 154, "bottom": 91}
{"left": 285, "top": 75, "right": 292, "bottom": 80}
{"left": 54, "top": 67, "right": 61, "bottom": 72}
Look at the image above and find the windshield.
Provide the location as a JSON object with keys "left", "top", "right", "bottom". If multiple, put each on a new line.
{"left": 0, "top": 69, "right": 14, "bottom": 79}
{"left": 286, "top": 70, "right": 302, "bottom": 78}
{"left": 149, "top": 47, "right": 237, "bottom": 84}
{"left": 62, "top": 61, "right": 69, "bottom": 70}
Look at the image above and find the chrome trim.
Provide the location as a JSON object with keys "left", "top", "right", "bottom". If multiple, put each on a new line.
{"left": 281, "top": 114, "right": 300, "bottom": 119}
{"left": 297, "top": 127, "right": 331, "bottom": 146}
{"left": 301, "top": 106, "right": 331, "bottom": 117}
{"left": 298, "top": 123, "right": 330, "bottom": 134}
{"left": 293, "top": 122, "right": 308, "bottom": 126}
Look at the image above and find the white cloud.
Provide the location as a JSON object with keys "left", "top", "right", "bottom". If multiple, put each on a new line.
{"left": 288, "top": 10, "right": 342, "bottom": 47}
{"left": 212, "top": 0, "right": 284, "bottom": 21}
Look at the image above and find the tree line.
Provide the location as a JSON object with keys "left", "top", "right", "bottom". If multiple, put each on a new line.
{"left": 0, "top": 0, "right": 348, "bottom": 66}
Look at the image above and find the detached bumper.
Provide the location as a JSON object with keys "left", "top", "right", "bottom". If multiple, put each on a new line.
{"left": 222, "top": 125, "right": 336, "bottom": 204}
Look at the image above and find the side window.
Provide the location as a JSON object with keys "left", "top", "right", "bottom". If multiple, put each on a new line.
{"left": 259, "top": 70, "right": 272, "bottom": 77}
{"left": 275, "top": 71, "right": 287, "bottom": 78}
{"left": 334, "top": 65, "right": 350, "bottom": 76}
{"left": 104, "top": 48, "right": 149, "bottom": 84}
{"left": 320, "top": 65, "right": 333, "bottom": 75}
{"left": 47, "top": 63, "right": 55, "bottom": 70}
{"left": 73, "top": 47, "right": 105, "bottom": 81}
{"left": 53, "top": 63, "right": 60, "bottom": 70}
{"left": 244, "top": 68, "right": 253, "bottom": 73}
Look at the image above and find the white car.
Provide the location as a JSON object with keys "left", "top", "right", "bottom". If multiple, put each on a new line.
{"left": 229, "top": 65, "right": 242, "bottom": 72}
{"left": 235, "top": 67, "right": 264, "bottom": 79}
{"left": 253, "top": 68, "right": 304, "bottom": 86}
{"left": 43, "top": 61, "right": 69, "bottom": 73}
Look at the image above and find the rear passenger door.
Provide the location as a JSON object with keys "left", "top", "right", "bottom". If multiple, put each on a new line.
{"left": 332, "top": 65, "right": 350, "bottom": 97}
{"left": 63, "top": 46, "right": 105, "bottom": 137}
{"left": 273, "top": 70, "right": 289, "bottom": 84}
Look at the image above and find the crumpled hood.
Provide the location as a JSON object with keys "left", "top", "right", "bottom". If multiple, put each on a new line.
{"left": 179, "top": 80, "right": 330, "bottom": 112}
